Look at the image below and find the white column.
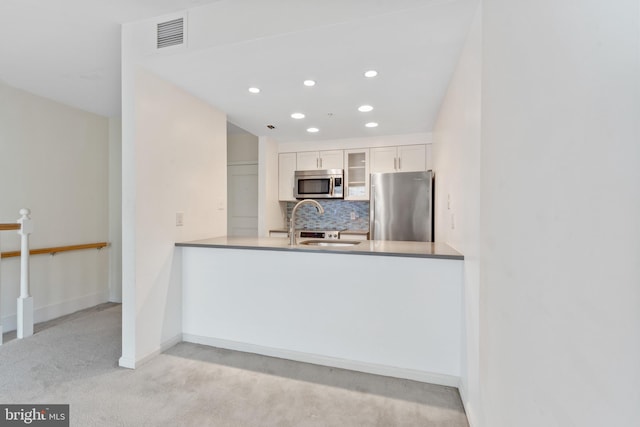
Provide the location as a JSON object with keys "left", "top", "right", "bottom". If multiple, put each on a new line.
{"left": 16, "top": 208, "right": 33, "bottom": 339}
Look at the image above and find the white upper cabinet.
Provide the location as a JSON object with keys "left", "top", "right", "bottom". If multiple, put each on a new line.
{"left": 278, "top": 152, "right": 297, "bottom": 201}
{"left": 369, "top": 146, "right": 397, "bottom": 173}
{"left": 370, "top": 144, "right": 427, "bottom": 174}
{"left": 296, "top": 150, "right": 343, "bottom": 170}
{"left": 296, "top": 151, "right": 320, "bottom": 170}
{"left": 397, "top": 144, "right": 427, "bottom": 172}
{"left": 319, "top": 150, "right": 344, "bottom": 169}
{"left": 279, "top": 144, "right": 428, "bottom": 202}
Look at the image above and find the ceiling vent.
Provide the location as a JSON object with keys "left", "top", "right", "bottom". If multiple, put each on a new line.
{"left": 157, "top": 18, "right": 184, "bottom": 49}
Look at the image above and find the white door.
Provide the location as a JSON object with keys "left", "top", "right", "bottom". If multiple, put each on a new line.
{"left": 227, "top": 164, "right": 258, "bottom": 236}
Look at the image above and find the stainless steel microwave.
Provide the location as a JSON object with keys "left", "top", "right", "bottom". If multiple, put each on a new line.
{"left": 294, "top": 169, "right": 344, "bottom": 199}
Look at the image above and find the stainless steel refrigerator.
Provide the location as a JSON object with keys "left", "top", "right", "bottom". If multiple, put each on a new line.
{"left": 369, "top": 171, "right": 434, "bottom": 242}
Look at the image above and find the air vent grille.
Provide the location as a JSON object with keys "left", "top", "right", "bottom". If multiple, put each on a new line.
{"left": 157, "top": 18, "right": 184, "bottom": 49}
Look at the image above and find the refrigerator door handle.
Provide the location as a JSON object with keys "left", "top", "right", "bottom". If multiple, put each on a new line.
{"left": 369, "top": 185, "right": 375, "bottom": 240}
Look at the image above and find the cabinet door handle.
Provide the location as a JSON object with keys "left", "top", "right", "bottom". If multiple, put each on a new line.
{"left": 319, "top": 157, "right": 323, "bottom": 169}
{"left": 398, "top": 157, "right": 401, "bottom": 170}
{"left": 394, "top": 157, "right": 397, "bottom": 170}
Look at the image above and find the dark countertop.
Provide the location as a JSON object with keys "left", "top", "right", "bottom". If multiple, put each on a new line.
{"left": 176, "top": 236, "right": 464, "bottom": 260}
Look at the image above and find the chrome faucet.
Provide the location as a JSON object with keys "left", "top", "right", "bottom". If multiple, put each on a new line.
{"left": 289, "top": 199, "right": 324, "bottom": 245}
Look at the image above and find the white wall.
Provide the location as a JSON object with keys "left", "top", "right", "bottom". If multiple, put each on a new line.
{"left": 165, "top": 1, "right": 460, "bottom": 55}
{"left": 0, "top": 80, "right": 109, "bottom": 330}
{"left": 108, "top": 117, "right": 122, "bottom": 303}
{"left": 182, "top": 247, "right": 463, "bottom": 386}
{"left": 432, "top": 4, "right": 481, "bottom": 425}
{"left": 258, "top": 136, "right": 283, "bottom": 235}
{"left": 480, "top": 1, "right": 640, "bottom": 426}
{"left": 227, "top": 131, "right": 258, "bottom": 164}
{"left": 119, "top": 65, "right": 227, "bottom": 368}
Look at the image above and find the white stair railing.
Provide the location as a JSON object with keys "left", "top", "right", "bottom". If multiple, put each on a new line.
{"left": 16, "top": 208, "right": 33, "bottom": 339}
{"left": 0, "top": 208, "right": 33, "bottom": 345}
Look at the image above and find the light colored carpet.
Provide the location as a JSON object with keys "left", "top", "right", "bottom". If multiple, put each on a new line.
{"left": 0, "top": 304, "right": 469, "bottom": 426}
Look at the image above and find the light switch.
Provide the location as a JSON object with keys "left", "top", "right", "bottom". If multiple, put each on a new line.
{"left": 176, "top": 212, "right": 184, "bottom": 227}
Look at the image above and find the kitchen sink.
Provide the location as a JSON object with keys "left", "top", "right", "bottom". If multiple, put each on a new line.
{"left": 298, "top": 239, "right": 362, "bottom": 247}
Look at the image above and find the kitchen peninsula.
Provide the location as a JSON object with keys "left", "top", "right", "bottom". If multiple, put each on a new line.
{"left": 176, "top": 236, "right": 464, "bottom": 387}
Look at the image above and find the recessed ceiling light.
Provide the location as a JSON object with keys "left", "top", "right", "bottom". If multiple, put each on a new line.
{"left": 303, "top": 80, "right": 316, "bottom": 87}
{"left": 365, "top": 122, "right": 379, "bottom": 128}
{"left": 364, "top": 70, "right": 378, "bottom": 78}
{"left": 248, "top": 87, "right": 260, "bottom": 94}
{"left": 358, "top": 105, "right": 374, "bottom": 112}
{"left": 307, "top": 127, "right": 319, "bottom": 133}
{"left": 291, "top": 113, "right": 305, "bottom": 119}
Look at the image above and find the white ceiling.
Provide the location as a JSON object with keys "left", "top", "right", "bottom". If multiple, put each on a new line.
{"left": 0, "top": 0, "right": 223, "bottom": 117}
{"left": 0, "top": 0, "right": 477, "bottom": 142}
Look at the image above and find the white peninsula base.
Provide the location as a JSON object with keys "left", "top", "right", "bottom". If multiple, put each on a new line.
{"left": 181, "top": 244, "right": 463, "bottom": 387}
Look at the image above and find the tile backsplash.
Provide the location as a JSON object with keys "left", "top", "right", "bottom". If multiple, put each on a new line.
{"left": 286, "top": 200, "right": 369, "bottom": 231}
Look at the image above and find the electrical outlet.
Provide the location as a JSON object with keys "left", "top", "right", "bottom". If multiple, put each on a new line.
{"left": 350, "top": 211, "right": 357, "bottom": 220}
{"left": 176, "top": 212, "right": 184, "bottom": 227}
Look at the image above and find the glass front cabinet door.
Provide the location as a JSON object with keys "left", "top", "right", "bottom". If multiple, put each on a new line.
{"left": 344, "top": 149, "right": 370, "bottom": 200}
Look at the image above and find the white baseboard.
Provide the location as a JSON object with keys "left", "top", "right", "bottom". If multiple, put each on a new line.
{"left": 108, "top": 295, "right": 122, "bottom": 303}
{"left": 458, "top": 382, "right": 477, "bottom": 427}
{"left": 118, "top": 333, "right": 182, "bottom": 369}
{"left": 183, "top": 334, "right": 460, "bottom": 388}
{"left": 1, "top": 289, "right": 110, "bottom": 333}
{"left": 163, "top": 334, "right": 183, "bottom": 351}
{"left": 465, "top": 407, "right": 478, "bottom": 427}
{"left": 118, "top": 356, "right": 136, "bottom": 369}
{"left": 136, "top": 334, "right": 182, "bottom": 367}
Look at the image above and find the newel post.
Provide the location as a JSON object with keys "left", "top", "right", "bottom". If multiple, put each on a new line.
{"left": 17, "top": 208, "right": 33, "bottom": 339}
{"left": 0, "top": 232, "right": 3, "bottom": 345}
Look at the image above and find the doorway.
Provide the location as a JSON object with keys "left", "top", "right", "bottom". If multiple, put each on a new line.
{"left": 227, "top": 163, "right": 258, "bottom": 236}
